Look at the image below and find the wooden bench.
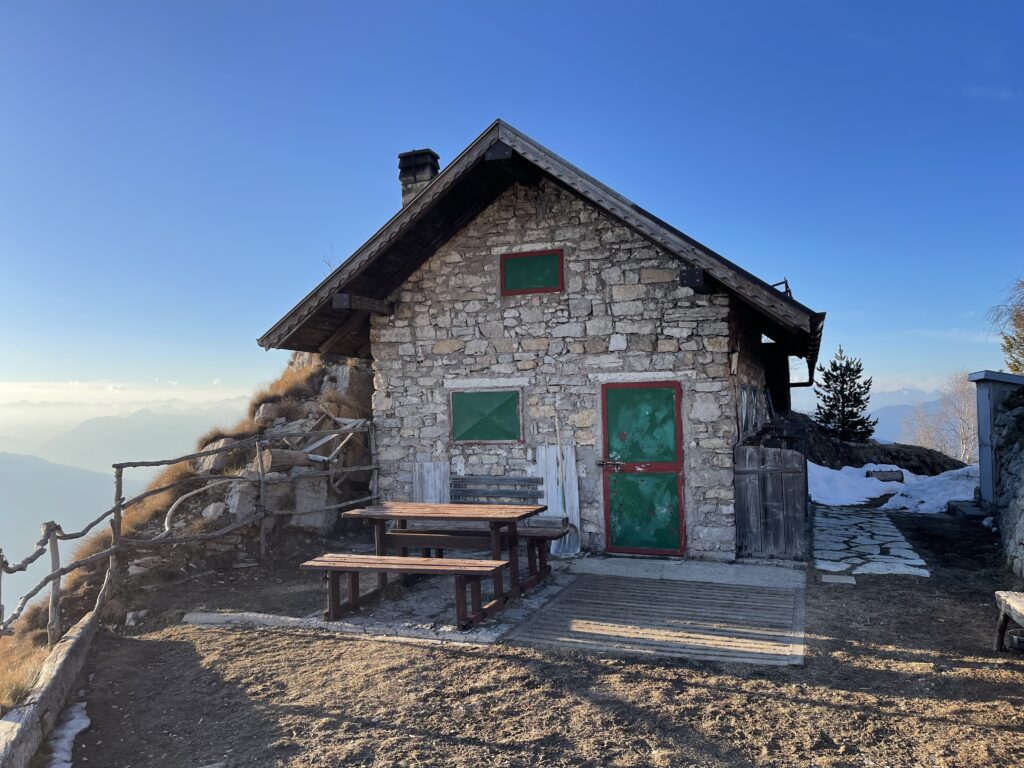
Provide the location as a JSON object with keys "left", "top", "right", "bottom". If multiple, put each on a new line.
{"left": 301, "top": 553, "right": 509, "bottom": 630}
{"left": 389, "top": 475, "right": 567, "bottom": 590}
{"left": 994, "top": 591, "right": 1024, "bottom": 651}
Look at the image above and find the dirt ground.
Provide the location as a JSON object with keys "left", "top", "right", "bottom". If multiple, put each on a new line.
{"left": 63, "top": 512, "right": 1024, "bottom": 767}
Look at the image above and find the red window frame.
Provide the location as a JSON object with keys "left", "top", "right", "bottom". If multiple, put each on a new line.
{"left": 499, "top": 249, "right": 565, "bottom": 296}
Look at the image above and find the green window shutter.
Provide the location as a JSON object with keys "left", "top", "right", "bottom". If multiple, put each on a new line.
{"left": 501, "top": 250, "right": 563, "bottom": 294}
{"left": 451, "top": 390, "right": 521, "bottom": 441}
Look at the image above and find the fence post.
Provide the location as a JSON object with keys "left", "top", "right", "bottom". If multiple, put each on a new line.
{"left": 368, "top": 423, "right": 379, "bottom": 502}
{"left": 112, "top": 467, "right": 124, "bottom": 584}
{"left": 255, "top": 438, "right": 267, "bottom": 559}
{"left": 47, "top": 525, "right": 62, "bottom": 647}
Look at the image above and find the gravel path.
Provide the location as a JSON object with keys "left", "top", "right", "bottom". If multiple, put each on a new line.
{"left": 64, "top": 513, "right": 1024, "bottom": 767}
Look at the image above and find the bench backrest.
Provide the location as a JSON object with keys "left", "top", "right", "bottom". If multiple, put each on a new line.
{"left": 449, "top": 475, "right": 544, "bottom": 506}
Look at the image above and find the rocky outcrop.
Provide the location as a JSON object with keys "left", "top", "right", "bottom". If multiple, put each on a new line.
{"left": 768, "top": 412, "right": 966, "bottom": 476}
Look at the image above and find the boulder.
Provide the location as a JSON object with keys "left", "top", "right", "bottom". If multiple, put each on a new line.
{"left": 285, "top": 467, "right": 334, "bottom": 533}
{"left": 201, "top": 502, "right": 227, "bottom": 521}
{"left": 253, "top": 402, "right": 283, "bottom": 426}
{"left": 195, "top": 438, "right": 243, "bottom": 474}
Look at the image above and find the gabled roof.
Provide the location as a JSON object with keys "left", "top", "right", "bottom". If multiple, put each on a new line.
{"left": 258, "top": 119, "right": 825, "bottom": 371}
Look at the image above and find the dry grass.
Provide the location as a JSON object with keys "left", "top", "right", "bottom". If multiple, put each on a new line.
{"left": 0, "top": 626, "right": 47, "bottom": 715}
{"left": 247, "top": 361, "right": 323, "bottom": 420}
{"left": 194, "top": 417, "right": 260, "bottom": 451}
{"left": 0, "top": 356, "right": 328, "bottom": 714}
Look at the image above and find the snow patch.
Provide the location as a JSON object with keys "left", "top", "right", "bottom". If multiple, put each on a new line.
{"left": 880, "top": 465, "right": 980, "bottom": 514}
{"left": 46, "top": 701, "right": 89, "bottom": 768}
{"left": 808, "top": 462, "right": 913, "bottom": 506}
{"left": 809, "top": 461, "right": 979, "bottom": 514}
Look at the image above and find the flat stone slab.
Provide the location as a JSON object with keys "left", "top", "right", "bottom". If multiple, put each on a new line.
{"left": 852, "top": 562, "right": 930, "bottom": 577}
{"left": 813, "top": 506, "right": 929, "bottom": 578}
{"left": 821, "top": 574, "right": 857, "bottom": 584}
{"left": 815, "top": 560, "right": 852, "bottom": 572}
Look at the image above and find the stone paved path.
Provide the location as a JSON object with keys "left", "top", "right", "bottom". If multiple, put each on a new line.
{"left": 814, "top": 506, "right": 930, "bottom": 577}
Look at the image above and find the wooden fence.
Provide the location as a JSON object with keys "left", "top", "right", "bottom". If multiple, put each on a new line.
{"left": 734, "top": 445, "right": 808, "bottom": 560}
{"left": 0, "top": 413, "right": 376, "bottom": 646}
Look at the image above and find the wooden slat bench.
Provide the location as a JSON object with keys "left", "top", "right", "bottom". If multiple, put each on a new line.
{"left": 391, "top": 475, "right": 567, "bottom": 590}
{"left": 994, "top": 591, "right": 1024, "bottom": 651}
{"left": 301, "top": 553, "right": 509, "bottom": 630}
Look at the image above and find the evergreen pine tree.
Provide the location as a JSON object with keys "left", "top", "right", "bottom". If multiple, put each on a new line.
{"left": 813, "top": 346, "right": 878, "bottom": 442}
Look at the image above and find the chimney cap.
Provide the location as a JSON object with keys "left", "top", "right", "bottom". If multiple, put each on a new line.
{"left": 398, "top": 149, "right": 440, "bottom": 184}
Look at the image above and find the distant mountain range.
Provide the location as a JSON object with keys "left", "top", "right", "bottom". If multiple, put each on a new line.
{"left": 0, "top": 453, "right": 145, "bottom": 603}
{"left": 870, "top": 400, "right": 942, "bottom": 443}
{"left": 37, "top": 401, "right": 247, "bottom": 477}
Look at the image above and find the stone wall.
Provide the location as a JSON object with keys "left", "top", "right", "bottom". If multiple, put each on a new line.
{"left": 370, "top": 179, "right": 751, "bottom": 560}
{"left": 992, "top": 388, "right": 1024, "bottom": 581}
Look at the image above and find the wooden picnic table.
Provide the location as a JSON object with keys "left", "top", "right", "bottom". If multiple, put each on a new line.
{"left": 342, "top": 501, "right": 546, "bottom": 600}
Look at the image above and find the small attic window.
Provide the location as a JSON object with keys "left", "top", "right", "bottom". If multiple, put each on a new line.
{"left": 500, "top": 249, "right": 564, "bottom": 295}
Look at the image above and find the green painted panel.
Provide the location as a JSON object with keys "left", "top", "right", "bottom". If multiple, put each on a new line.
{"left": 503, "top": 251, "right": 561, "bottom": 292}
{"left": 451, "top": 390, "right": 520, "bottom": 441}
{"left": 609, "top": 472, "right": 681, "bottom": 550}
{"left": 605, "top": 386, "right": 678, "bottom": 463}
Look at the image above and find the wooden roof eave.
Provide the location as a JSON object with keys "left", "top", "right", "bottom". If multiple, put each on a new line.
{"left": 257, "top": 121, "right": 507, "bottom": 352}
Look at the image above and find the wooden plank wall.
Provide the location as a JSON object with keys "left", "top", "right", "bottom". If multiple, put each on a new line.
{"left": 534, "top": 444, "right": 581, "bottom": 555}
{"left": 412, "top": 462, "right": 451, "bottom": 503}
{"left": 735, "top": 446, "right": 808, "bottom": 560}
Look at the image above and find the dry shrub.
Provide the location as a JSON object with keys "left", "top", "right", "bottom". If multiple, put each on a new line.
{"left": 248, "top": 360, "right": 323, "bottom": 419}
{"left": 195, "top": 417, "right": 260, "bottom": 450}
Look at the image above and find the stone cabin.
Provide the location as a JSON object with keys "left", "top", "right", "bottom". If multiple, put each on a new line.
{"left": 260, "top": 120, "right": 825, "bottom": 561}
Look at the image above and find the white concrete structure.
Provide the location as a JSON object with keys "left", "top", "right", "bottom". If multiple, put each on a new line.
{"left": 969, "top": 370, "right": 1024, "bottom": 505}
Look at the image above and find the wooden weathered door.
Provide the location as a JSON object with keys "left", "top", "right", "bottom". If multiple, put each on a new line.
{"left": 734, "top": 446, "right": 808, "bottom": 560}
{"left": 601, "top": 382, "right": 685, "bottom": 555}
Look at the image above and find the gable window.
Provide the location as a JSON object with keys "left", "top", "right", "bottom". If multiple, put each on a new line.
{"left": 500, "top": 249, "right": 564, "bottom": 295}
{"left": 451, "top": 390, "right": 521, "bottom": 442}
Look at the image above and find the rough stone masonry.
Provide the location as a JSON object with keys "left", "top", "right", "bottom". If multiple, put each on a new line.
{"left": 370, "top": 178, "right": 762, "bottom": 560}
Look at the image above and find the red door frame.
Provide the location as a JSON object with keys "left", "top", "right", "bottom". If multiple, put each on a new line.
{"left": 601, "top": 380, "right": 686, "bottom": 556}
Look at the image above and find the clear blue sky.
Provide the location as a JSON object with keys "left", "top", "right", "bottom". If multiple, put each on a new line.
{"left": 1, "top": 1, "right": 1020, "bottom": 404}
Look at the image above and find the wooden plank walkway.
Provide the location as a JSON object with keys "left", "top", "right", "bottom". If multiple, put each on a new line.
{"left": 506, "top": 575, "right": 805, "bottom": 666}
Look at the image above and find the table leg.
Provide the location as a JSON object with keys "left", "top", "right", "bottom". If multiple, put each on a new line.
{"left": 373, "top": 520, "right": 388, "bottom": 593}
{"left": 470, "top": 577, "right": 482, "bottom": 619}
{"left": 398, "top": 519, "right": 409, "bottom": 557}
{"left": 489, "top": 522, "right": 504, "bottom": 599}
{"left": 995, "top": 609, "right": 1010, "bottom": 652}
{"left": 327, "top": 571, "right": 343, "bottom": 621}
{"left": 347, "top": 572, "right": 360, "bottom": 611}
{"left": 507, "top": 521, "right": 521, "bottom": 599}
{"left": 455, "top": 574, "right": 467, "bottom": 629}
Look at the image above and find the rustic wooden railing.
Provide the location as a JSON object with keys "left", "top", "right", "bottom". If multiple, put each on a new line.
{"left": 0, "top": 416, "right": 376, "bottom": 646}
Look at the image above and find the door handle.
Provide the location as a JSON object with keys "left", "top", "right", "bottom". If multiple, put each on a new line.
{"left": 596, "top": 460, "right": 624, "bottom": 471}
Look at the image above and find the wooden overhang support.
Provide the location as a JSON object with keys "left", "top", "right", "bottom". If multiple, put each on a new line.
{"left": 332, "top": 293, "right": 394, "bottom": 315}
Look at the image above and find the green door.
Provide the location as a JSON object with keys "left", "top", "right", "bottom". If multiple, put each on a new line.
{"left": 601, "top": 382, "right": 685, "bottom": 554}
